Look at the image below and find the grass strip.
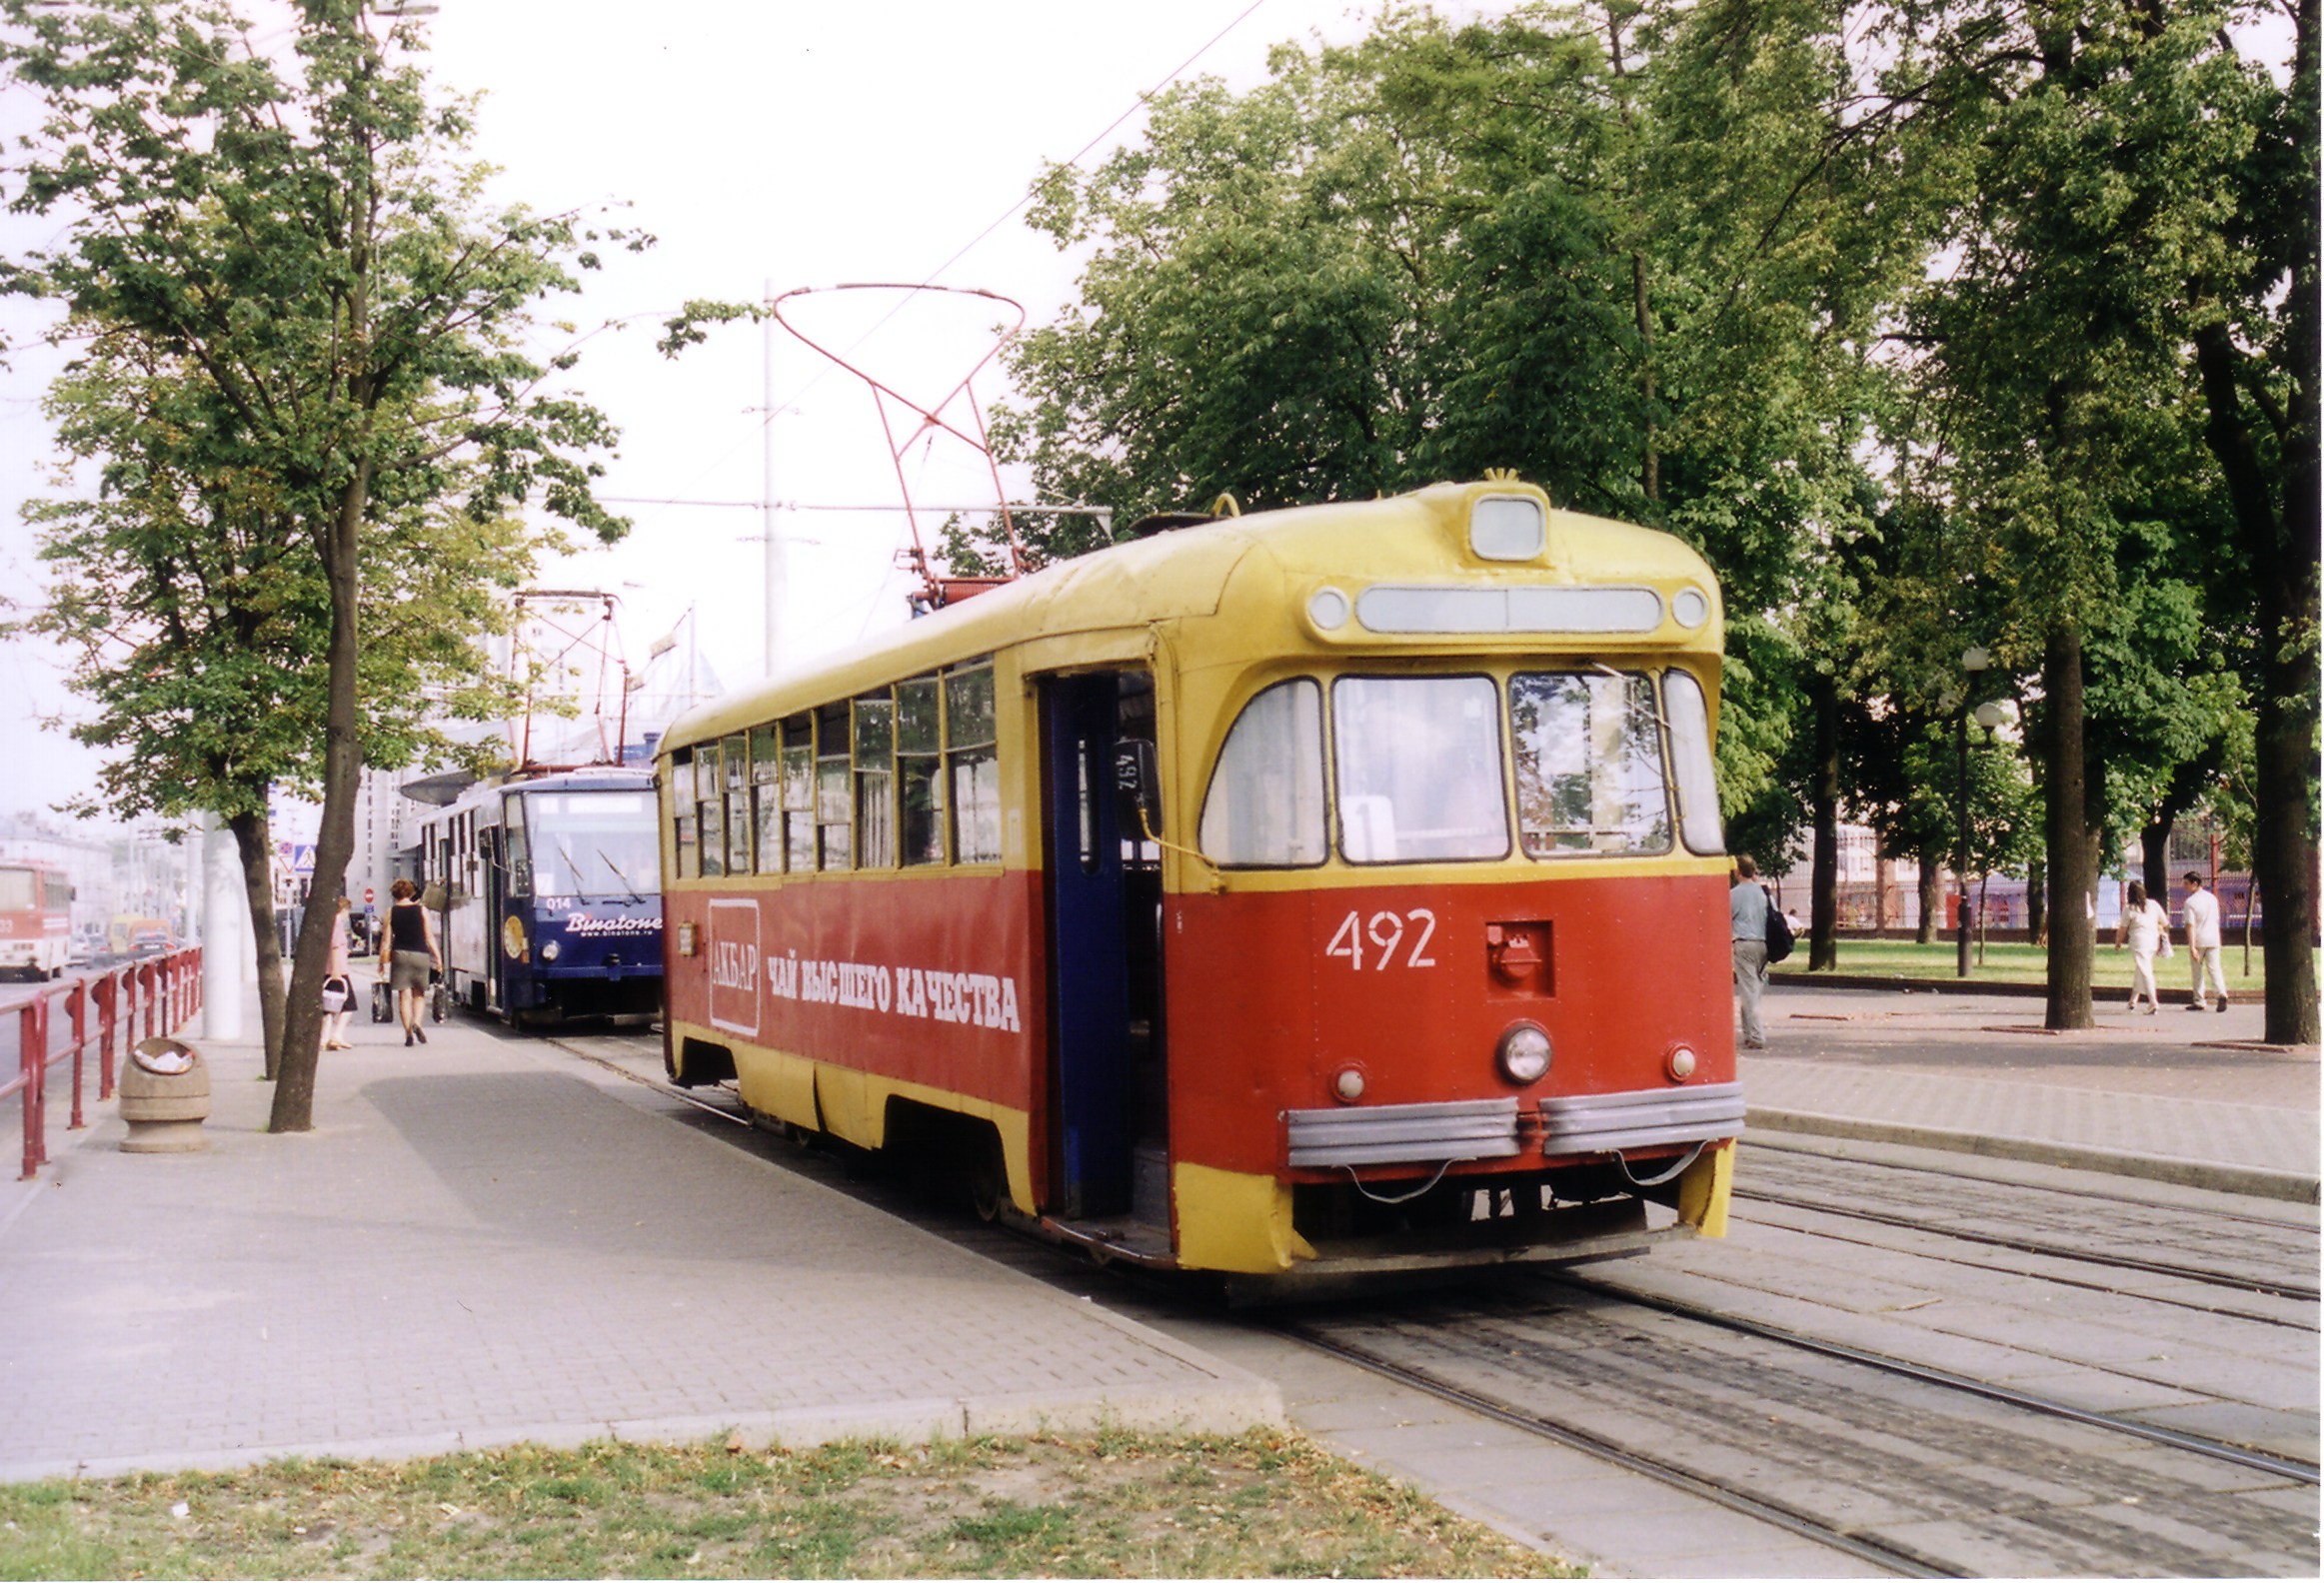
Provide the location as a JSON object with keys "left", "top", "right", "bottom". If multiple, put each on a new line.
{"left": 1774, "top": 937, "right": 2283, "bottom": 992}
{"left": 0, "top": 1427, "right": 1578, "bottom": 1579}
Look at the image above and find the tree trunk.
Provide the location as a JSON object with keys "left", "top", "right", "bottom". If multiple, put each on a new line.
{"left": 2139, "top": 819, "right": 2171, "bottom": 903}
{"left": 1915, "top": 845, "right": 1941, "bottom": 944}
{"left": 270, "top": 465, "right": 371, "bottom": 1132}
{"left": 2043, "top": 625, "right": 2095, "bottom": 1029}
{"left": 1809, "top": 674, "right": 1839, "bottom": 969}
{"left": 2026, "top": 855, "right": 2047, "bottom": 945}
{"left": 2193, "top": 291, "right": 2320, "bottom": 1042}
{"left": 226, "top": 806, "right": 288, "bottom": 1081}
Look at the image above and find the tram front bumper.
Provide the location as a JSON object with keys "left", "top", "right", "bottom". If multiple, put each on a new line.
{"left": 1283, "top": 1081, "right": 1745, "bottom": 1170}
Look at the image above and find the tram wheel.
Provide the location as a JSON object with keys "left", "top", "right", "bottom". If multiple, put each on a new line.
{"left": 969, "top": 1136, "right": 1007, "bottom": 1222}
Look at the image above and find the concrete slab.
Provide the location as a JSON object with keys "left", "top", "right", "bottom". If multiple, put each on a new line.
{"left": 0, "top": 1002, "right": 1279, "bottom": 1484}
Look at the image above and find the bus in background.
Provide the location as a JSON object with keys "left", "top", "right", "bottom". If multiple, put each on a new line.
{"left": 657, "top": 478, "right": 1741, "bottom": 1298}
{"left": 414, "top": 767, "right": 664, "bottom": 1025}
{"left": 0, "top": 861, "right": 74, "bottom": 980}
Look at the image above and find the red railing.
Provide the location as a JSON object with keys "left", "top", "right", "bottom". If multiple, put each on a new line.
{"left": 5, "top": 946, "right": 204, "bottom": 1180}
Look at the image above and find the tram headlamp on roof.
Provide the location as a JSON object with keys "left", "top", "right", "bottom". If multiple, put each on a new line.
{"left": 1469, "top": 495, "right": 1546, "bottom": 562}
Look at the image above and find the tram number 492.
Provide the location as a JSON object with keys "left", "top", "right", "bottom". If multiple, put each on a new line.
{"left": 1325, "top": 907, "right": 1438, "bottom": 971}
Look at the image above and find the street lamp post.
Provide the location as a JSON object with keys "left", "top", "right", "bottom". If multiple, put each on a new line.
{"left": 1956, "top": 646, "right": 1990, "bottom": 978}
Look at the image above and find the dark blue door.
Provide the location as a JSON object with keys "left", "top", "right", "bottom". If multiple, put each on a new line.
{"left": 1045, "top": 674, "right": 1132, "bottom": 1219}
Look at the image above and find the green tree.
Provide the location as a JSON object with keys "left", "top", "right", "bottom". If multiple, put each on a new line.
{"left": 2, "top": 0, "right": 636, "bottom": 1126}
{"left": 1864, "top": 0, "right": 2308, "bottom": 1029}
{"left": 19, "top": 330, "right": 553, "bottom": 1076}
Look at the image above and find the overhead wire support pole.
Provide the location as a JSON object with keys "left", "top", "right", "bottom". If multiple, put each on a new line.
{"left": 763, "top": 277, "right": 784, "bottom": 679}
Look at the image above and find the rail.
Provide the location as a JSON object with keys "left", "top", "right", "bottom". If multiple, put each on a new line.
{"left": 4, "top": 947, "right": 204, "bottom": 1181}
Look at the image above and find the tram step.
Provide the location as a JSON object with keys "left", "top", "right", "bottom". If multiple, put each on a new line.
{"left": 1133, "top": 1142, "right": 1168, "bottom": 1227}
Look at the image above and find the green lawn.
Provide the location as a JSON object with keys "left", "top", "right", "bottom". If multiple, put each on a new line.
{"left": 0, "top": 1432, "right": 1572, "bottom": 1580}
{"left": 1775, "top": 937, "right": 2277, "bottom": 993}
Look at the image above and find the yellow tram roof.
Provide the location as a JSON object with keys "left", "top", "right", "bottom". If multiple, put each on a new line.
{"left": 661, "top": 480, "right": 1722, "bottom": 755}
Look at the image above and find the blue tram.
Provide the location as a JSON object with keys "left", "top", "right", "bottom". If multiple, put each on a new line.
{"left": 417, "top": 768, "right": 664, "bottom": 1024}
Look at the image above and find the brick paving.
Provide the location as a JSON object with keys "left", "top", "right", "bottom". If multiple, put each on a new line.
{"left": 0, "top": 997, "right": 1278, "bottom": 1483}
{"left": 1745, "top": 982, "right": 2319, "bottom": 1192}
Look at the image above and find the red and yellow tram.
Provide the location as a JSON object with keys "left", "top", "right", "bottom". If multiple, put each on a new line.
{"left": 658, "top": 479, "right": 1740, "bottom": 1295}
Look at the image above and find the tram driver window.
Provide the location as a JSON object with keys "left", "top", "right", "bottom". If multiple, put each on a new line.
{"left": 1333, "top": 675, "right": 1509, "bottom": 862}
{"left": 1197, "top": 679, "right": 1326, "bottom": 867}
{"left": 1509, "top": 671, "right": 1673, "bottom": 856}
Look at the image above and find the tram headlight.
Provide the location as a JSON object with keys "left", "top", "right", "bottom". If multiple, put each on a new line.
{"left": 1307, "top": 587, "right": 1350, "bottom": 631}
{"left": 539, "top": 939, "right": 562, "bottom": 962}
{"left": 1495, "top": 1021, "right": 1552, "bottom": 1085}
{"left": 1671, "top": 587, "right": 1711, "bottom": 629}
{"left": 1332, "top": 1065, "right": 1366, "bottom": 1102}
{"left": 1666, "top": 1043, "right": 1698, "bottom": 1081}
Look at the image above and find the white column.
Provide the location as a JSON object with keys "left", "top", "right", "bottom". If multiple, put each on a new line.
{"left": 199, "top": 813, "right": 245, "bottom": 1039}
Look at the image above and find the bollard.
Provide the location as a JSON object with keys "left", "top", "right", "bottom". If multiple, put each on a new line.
{"left": 119, "top": 1037, "right": 211, "bottom": 1153}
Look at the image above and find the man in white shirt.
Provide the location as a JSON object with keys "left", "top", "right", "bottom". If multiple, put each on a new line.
{"left": 2180, "top": 871, "right": 2228, "bottom": 1012}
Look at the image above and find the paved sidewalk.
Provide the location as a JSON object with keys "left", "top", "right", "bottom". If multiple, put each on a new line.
{"left": 0, "top": 993, "right": 1279, "bottom": 1485}
{"left": 1745, "top": 983, "right": 2320, "bottom": 1199}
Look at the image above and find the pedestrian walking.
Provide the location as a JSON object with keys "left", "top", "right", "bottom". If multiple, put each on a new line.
{"left": 321, "top": 895, "right": 357, "bottom": 1049}
{"left": 2180, "top": 871, "right": 2229, "bottom": 1012}
{"left": 1730, "top": 855, "right": 1771, "bottom": 1050}
{"left": 386, "top": 877, "right": 443, "bottom": 1045}
{"left": 2114, "top": 880, "right": 2170, "bottom": 1014}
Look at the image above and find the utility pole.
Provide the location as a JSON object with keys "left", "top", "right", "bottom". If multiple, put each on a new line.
{"left": 763, "top": 278, "right": 784, "bottom": 680}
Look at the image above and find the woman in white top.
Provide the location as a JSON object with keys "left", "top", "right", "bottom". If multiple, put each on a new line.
{"left": 2115, "top": 880, "right": 2170, "bottom": 1014}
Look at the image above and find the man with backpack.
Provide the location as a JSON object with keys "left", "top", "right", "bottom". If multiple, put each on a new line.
{"left": 1731, "top": 855, "right": 1777, "bottom": 1049}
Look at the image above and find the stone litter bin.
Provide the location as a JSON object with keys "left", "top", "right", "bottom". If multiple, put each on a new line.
{"left": 119, "top": 1037, "right": 211, "bottom": 1153}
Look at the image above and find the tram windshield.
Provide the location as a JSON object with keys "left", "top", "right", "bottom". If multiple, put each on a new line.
{"left": 516, "top": 791, "right": 659, "bottom": 900}
{"left": 1198, "top": 666, "right": 1715, "bottom": 867}
{"left": 1509, "top": 671, "right": 1671, "bottom": 855}
{"left": 1334, "top": 676, "right": 1510, "bottom": 862}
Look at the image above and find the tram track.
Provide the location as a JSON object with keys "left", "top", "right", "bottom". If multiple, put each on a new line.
{"left": 557, "top": 1035, "right": 2316, "bottom": 1573}
{"left": 1736, "top": 1206, "right": 2320, "bottom": 1329}
{"left": 1279, "top": 1276, "right": 2318, "bottom": 1578}
{"left": 1279, "top": 1315, "right": 1958, "bottom": 1578}
{"left": 1737, "top": 1144, "right": 2319, "bottom": 1302}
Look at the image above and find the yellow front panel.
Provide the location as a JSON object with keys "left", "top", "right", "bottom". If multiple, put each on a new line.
{"left": 1172, "top": 1161, "right": 1316, "bottom": 1274}
{"left": 1676, "top": 1140, "right": 1734, "bottom": 1238}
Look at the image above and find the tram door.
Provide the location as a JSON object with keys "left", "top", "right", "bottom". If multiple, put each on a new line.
{"left": 1042, "top": 670, "right": 1166, "bottom": 1221}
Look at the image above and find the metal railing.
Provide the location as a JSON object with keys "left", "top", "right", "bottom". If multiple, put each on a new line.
{"left": 5, "top": 947, "right": 204, "bottom": 1180}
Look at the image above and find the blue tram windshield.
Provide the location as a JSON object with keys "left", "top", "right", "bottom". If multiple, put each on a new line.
{"left": 521, "top": 791, "right": 659, "bottom": 899}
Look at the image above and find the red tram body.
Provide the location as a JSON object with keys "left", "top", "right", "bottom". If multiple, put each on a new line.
{"left": 659, "top": 481, "right": 1740, "bottom": 1295}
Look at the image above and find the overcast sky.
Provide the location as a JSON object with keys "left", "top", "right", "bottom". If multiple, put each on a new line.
{"left": 0, "top": 0, "right": 1389, "bottom": 820}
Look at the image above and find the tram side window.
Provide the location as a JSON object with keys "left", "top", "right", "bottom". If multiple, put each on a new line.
{"left": 697, "top": 744, "right": 726, "bottom": 877}
{"left": 671, "top": 750, "right": 699, "bottom": 879}
{"left": 946, "top": 663, "right": 1001, "bottom": 865}
{"left": 854, "top": 692, "right": 897, "bottom": 868}
{"left": 815, "top": 703, "right": 852, "bottom": 870}
{"left": 1334, "top": 675, "right": 1509, "bottom": 862}
{"left": 782, "top": 716, "right": 815, "bottom": 872}
{"left": 750, "top": 724, "right": 783, "bottom": 872}
{"left": 1510, "top": 672, "right": 1671, "bottom": 856}
{"left": 1198, "top": 679, "right": 1326, "bottom": 867}
{"left": 723, "top": 732, "right": 753, "bottom": 874}
{"left": 897, "top": 676, "right": 946, "bottom": 865}
{"left": 1662, "top": 669, "right": 1726, "bottom": 855}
